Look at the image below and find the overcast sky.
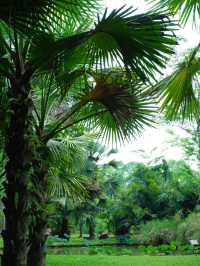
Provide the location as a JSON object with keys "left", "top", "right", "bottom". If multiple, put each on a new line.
{"left": 100, "top": 0, "right": 199, "bottom": 166}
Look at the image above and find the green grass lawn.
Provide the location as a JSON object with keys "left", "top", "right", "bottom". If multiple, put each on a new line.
{"left": 47, "top": 255, "right": 200, "bottom": 266}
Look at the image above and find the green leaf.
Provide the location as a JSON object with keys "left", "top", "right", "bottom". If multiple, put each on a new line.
{"left": 30, "top": 7, "right": 177, "bottom": 82}
{"left": 152, "top": 44, "right": 200, "bottom": 120}
{"left": 76, "top": 71, "right": 157, "bottom": 144}
{"left": 0, "top": 0, "right": 100, "bottom": 34}
{"left": 87, "top": 7, "right": 177, "bottom": 81}
{"left": 147, "top": 0, "right": 200, "bottom": 25}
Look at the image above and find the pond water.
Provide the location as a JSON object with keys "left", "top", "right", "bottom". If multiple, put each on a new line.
{"left": 47, "top": 245, "right": 140, "bottom": 256}
{"left": 47, "top": 244, "right": 197, "bottom": 256}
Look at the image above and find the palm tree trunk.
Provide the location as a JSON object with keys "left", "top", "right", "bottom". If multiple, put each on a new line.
{"left": 2, "top": 81, "right": 33, "bottom": 266}
{"left": 79, "top": 223, "right": 83, "bottom": 238}
{"left": 88, "top": 218, "right": 95, "bottom": 240}
{"left": 27, "top": 144, "right": 49, "bottom": 266}
{"left": 58, "top": 216, "right": 70, "bottom": 240}
{"left": 27, "top": 215, "right": 48, "bottom": 266}
{"left": 196, "top": 119, "right": 200, "bottom": 170}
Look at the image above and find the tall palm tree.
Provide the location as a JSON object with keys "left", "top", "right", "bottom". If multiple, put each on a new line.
{"left": 0, "top": 1, "right": 177, "bottom": 265}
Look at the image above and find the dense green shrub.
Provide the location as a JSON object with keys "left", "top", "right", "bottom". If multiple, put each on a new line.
{"left": 133, "top": 218, "right": 179, "bottom": 245}
{"left": 88, "top": 247, "right": 99, "bottom": 255}
{"left": 120, "top": 248, "right": 133, "bottom": 255}
{"left": 177, "top": 212, "right": 200, "bottom": 244}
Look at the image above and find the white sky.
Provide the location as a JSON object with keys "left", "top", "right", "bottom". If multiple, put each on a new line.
{"left": 100, "top": 0, "right": 199, "bottom": 166}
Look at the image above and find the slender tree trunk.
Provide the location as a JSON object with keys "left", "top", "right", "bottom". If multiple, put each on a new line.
{"left": 2, "top": 81, "right": 33, "bottom": 266}
{"left": 27, "top": 144, "right": 49, "bottom": 266}
{"left": 27, "top": 214, "right": 48, "bottom": 266}
{"left": 88, "top": 218, "right": 95, "bottom": 240}
{"left": 196, "top": 119, "right": 200, "bottom": 170}
{"left": 58, "top": 216, "right": 70, "bottom": 240}
{"left": 79, "top": 223, "right": 83, "bottom": 238}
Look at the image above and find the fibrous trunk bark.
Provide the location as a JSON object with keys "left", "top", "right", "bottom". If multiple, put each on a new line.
{"left": 2, "top": 80, "right": 33, "bottom": 266}
{"left": 27, "top": 144, "right": 49, "bottom": 266}
{"left": 27, "top": 214, "right": 48, "bottom": 266}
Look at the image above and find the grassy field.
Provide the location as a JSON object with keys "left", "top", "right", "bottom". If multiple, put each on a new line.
{"left": 47, "top": 255, "right": 200, "bottom": 266}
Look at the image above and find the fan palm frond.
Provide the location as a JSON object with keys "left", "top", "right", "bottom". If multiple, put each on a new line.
{"left": 76, "top": 71, "right": 157, "bottom": 144}
{"left": 47, "top": 133, "right": 95, "bottom": 199}
{"left": 0, "top": 0, "right": 100, "bottom": 34}
{"left": 87, "top": 7, "right": 177, "bottom": 81}
{"left": 41, "top": 70, "right": 157, "bottom": 143}
{"left": 47, "top": 134, "right": 95, "bottom": 172}
{"left": 147, "top": 0, "right": 200, "bottom": 25}
{"left": 152, "top": 44, "right": 200, "bottom": 120}
{"left": 48, "top": 170, "right": 86, "bottom": 200}
{"left": 30, "top": 6, "right": 177, "bottom": 82}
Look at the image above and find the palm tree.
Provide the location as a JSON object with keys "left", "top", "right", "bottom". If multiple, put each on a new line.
{"left": 49, "top": 198, "right": 73, "bottom": 240}
{"left": 0, "top": 1, "right": 177, "bottom": 265}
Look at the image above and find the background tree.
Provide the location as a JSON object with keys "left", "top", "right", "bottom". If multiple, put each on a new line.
{"left": 98, "top": 159, "right": 200, "bottom": 237}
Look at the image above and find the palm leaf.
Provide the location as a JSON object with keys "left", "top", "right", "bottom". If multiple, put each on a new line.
{"left": 74, "top": 71, "right": 157, "bottom": 144}
{"left": 147, "top": 0, "right": 200, "bottom": 25}
{"left": 47, "top": 134, "right": 95, "bottom": 171}
{"left": 34, "top": 69, "right": 156, "bottom": 144}
{"left": 30, "top": 6, "right": 177, "bottom": 82}
{"left": 152, "top": 44, "right": 200, "bottom": 120}
{"left": 48, "top": 170, "right": 86, "bottom": 200}
{"left": 47, "top": 134, "right": 95, "bottom": 199}
{"left": 0, "top": 0, "right": 100, "bottom": 34}
{"left": 88, "top": 7, "right": 177, "bottom": 81}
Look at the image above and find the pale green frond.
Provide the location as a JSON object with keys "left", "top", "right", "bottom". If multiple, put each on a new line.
{"left": 48, "top": 170, "right": 86, "bottom": 200}
{"left": 46, "top": 133, "right": 96, "bottom": 199}
{"left": 147, "top": 0, "right": 200, "bottom": 26}
{"left": 47, "top": 134, "right": 95, "bottom": 172}
{"left": 47, "top": 134, "right": 96, "bottom": 199}
{"left": 153, "top": 45, "right": 200, "bottom": 120}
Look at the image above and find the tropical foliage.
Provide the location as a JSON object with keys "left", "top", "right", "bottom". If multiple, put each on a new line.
{"left": 47, "top": 153, "right": 200, "bottom": 240}
{"left": 147, "top": 0, "right": 200, "bottom": 25}
{"left": 2, "top": 0, "right": 200, "bottom": 265}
